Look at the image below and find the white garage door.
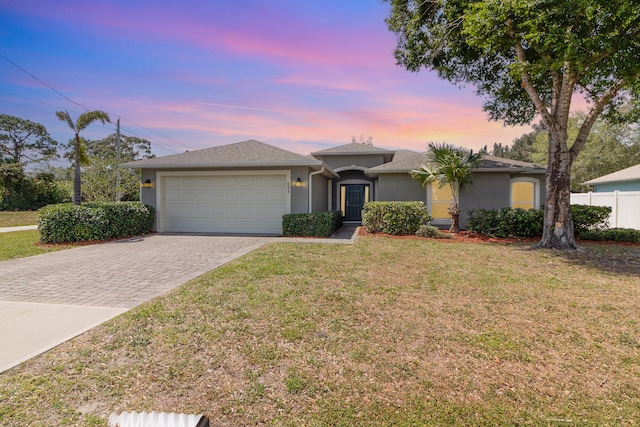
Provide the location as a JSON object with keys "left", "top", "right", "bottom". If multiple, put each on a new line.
{"left": 161, "top": 173, "right": 289, "bottom": 234}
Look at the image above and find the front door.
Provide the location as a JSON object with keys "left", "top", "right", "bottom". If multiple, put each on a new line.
{"left": 344, "top": 184, "right": 366, "bottom": 221}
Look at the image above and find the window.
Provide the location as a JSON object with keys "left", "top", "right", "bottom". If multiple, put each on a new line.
{"left": 511, "top": 179, "right": 537, "bottom": 210}
{"left": 431, "top": 183, "right": 453, "bottom": 219}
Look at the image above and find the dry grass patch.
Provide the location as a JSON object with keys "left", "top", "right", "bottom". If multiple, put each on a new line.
{"left": 1, "top": 237, "right": 639, "bottom": 426}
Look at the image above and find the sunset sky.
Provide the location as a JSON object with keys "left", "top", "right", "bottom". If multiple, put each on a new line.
{"left": 0, "top": 0, "right": 537, "bottom": 158}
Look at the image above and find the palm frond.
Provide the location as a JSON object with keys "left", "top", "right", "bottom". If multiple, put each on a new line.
{"left": 55, "top": 110, "right": 75, "bottom": 131}
{"left": 77, "top": 111, "right": 110, "bottom": 131}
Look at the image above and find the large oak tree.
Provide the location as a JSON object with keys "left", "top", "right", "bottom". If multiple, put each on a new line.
{"left": 386, "top": 0, "right": 640, "bottom": 249}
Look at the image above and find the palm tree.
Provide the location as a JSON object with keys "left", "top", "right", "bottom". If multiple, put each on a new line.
{"left": 411, "top": 142, "right": 483, "bottom": 233}
{"left": 56, "top": 110, "right": 110, "bottom": 205}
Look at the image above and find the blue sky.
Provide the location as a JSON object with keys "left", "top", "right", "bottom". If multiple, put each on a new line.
{"left": 0, "top": 0, "right": 534, "bottom": 159}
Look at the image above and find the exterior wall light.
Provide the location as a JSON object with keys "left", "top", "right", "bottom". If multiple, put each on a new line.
{"left": 294, "top": 177, "right": 302, "bottom": 187}
{"left": 141, "top": 179, "right": 153, "bottom": 188}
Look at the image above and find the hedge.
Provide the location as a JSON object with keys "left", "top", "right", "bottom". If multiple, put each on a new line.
{"left": 39, "top": 202, "right": 155, "bottom": 244}
{"left": 362, "top": 201, "right": 431, "bottom": 235}
{"left": 467, "top": 205, "right": 613, "bottom": 239}
{"left": 282, "top": 211, "right": 343, "bottom": 237}
{"left": 578, "top": 228, "right": 640, "bottom": 243}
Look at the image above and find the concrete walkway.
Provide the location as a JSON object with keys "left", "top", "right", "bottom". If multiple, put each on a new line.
{"left": 0, "top": 226, "right": 359, "bottom": 373}
{"left": 0, "top": 225, "right": 38, "bottom": 233}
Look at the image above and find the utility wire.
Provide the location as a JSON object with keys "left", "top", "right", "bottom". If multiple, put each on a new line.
{"left": 1, "top": 54, "right": 188, "bottom": 154}
{"left": 0, "top": 53, "right": 89, "bottom": 111}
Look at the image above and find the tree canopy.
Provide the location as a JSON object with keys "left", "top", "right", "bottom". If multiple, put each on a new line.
{"left": 81, "top": 134, "right": 152, "bottom": 202}
{"left": 0, "top": 114, "right": 57, "bottom": 165}
{"left": 386, "top": 0, "right": 640, "bottom": 249}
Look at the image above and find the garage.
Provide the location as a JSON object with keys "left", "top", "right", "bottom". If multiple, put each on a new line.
{"left": 159, "top": 171, "right": 290, "bottom": 234}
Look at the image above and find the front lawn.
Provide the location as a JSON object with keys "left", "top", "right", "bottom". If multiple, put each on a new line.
{"left": 0, "top": 211, "right": 39, "bottom": 227}
{"left": 1, "top": 237, "right": 639, "bottom": 425}
{"left": 0, "top": 230, "right": 76, "bottom": 260}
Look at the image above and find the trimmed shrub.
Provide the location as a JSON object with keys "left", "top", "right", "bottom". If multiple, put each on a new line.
{"left": 571, "top": 204, "right": 611, "bottom": 234}
{"left": 416, "top": 224, "right": 453, "bottom": 239}
{"left": 578, "top": 228, "right": 640, "bottom": 243}
{"left": 362, "top": 201, "right": 431, "bottom": 235}
{"left": 467, "top": 207, "right": 543, "bottom": 238}
{"left": 468, "top": 205, "right": 614, "bottom": 239}
{"left": 282, "top": 211, "right": 343, "bottom": 237}
{"left": 39, "top": 202, "right": 155, "bottom": 244}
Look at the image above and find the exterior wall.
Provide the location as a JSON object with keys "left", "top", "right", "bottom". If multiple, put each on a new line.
{"left": 140, "top": 169, "right": 158, "bottom": 230}
{"left": 290, "top": 166, "right": 310, "bottom": 214}
{"left": 593, "top": 181, "right": 640, "bottom": 192}
{"left": 458, "top": 172, "right": 510, "bottom": 228}
{"left": 319, "top": 154, "right": 386, "bottom": 170}
{"left": 311, "top": 173, "right": 329, "bottom": 212}
{"left": 377, "top": 173, "right": 426, "bottom": 202}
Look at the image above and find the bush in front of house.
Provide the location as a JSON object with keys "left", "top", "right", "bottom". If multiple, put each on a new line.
{"left": 39, "top": 202, "right": 155, "bottom": 244}
{"left": 467, "top": 207, "right": 544, "bottom": 238}
{"left": 362, "top": 201, "right": 431, "bottom": 235}
{"left": 282, "top": 211, "right": 343, "bottom": 237}
{"left": 467, "top": 204, "right": 615, "bottom": 239}
{"left": 570, "top": 204, "right": 611, "bottom": 234}
{"left": 415, "top": 224, "right": 453, "bottom": 239}
{"left": 578, "top": 228, "right": 640, "bottom": 243}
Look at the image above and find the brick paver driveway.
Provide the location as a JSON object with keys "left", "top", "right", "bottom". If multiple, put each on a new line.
{"left": 0, "top": 234, "right": 272, "bottom": 371}
{"left": 0, "top": 234, "right": 271, "bottom": 308}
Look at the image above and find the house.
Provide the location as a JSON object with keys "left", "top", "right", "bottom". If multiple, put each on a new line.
{"left": 121, "top": 139, "right": 546, "bottom": 234}
{"left": 582, "top": 163, "right": 640, "bottom": 192}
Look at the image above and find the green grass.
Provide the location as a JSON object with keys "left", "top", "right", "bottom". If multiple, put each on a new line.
{"left": 0, "top": 237, "right": 639, "bottom": 426}
{"left": 0, "top": 211, "right": 39, "bottom": 227}
{"left": 0, "top": 230, "right": 75, "bottom": 260}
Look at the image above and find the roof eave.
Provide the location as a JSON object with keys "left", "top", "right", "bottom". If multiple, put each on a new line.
{"left": 119, "top": 160, "right": 324, "bottom": 169}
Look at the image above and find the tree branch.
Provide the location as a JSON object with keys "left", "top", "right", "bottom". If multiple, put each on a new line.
{"left": 506, "top": 18, "right": 554, "bottom": 126}
{"left": 570, "top": 77, "right": 632, "bottom": 159}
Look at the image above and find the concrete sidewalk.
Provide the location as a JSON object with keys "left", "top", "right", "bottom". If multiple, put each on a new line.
{"left": 0, "top": 226, "right": 359, "bottom": 373}
{"left": 0, "top": 225, "right": 37, "bottom": 233}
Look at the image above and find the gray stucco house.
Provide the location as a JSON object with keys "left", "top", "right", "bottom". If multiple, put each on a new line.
{"left": 121, "top": 139, "right": 546, "bottom": 234}
{"left": 582, "top": 163, "right": 640, "bottom": 192}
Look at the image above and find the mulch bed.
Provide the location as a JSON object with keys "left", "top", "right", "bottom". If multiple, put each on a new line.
{"left": 358, "top": 227, "right": 640, "bottom": 247}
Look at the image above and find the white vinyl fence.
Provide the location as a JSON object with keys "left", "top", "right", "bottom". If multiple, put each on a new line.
{"left": 570, "top": 191, "right": 640, "bottom": 230}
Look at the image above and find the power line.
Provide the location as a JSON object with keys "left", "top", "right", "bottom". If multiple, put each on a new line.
{"left": 0, "top": 53, "right": 89, "bottom": 111}
{"left": 0, "top": 54, "right": 188, "bottom": 154}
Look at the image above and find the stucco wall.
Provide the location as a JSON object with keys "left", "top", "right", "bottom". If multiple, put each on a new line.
{"left": 290, "top": 166, "right": 310, "bottom": 214}
{"left": 311, "top": 173, "right": 329, "bottom": 212}
{"left": 376, "top": 172, "right": 545, "bottom": 229}
{"left": 377, "top": 173, "right": 426, "bottom": 202}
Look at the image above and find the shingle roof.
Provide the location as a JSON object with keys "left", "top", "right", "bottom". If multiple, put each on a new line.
{"left": 311, "top": 142, "right": 394, "bottom": 156}
{"left": 121, "top": 139, "right": 324, "bottom": 169}
{"left": 583, "top": 163, "right": 640, "bottom": 185}
{"left": 366, "top": 153, "right": 546, "bottom": 174}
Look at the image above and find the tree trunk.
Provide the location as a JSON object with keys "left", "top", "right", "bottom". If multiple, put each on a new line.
{"left": 535, "top": 132, "right": 577, "bottom": 250}
{"left": 449, "top": 198, "right": 460, "bottom": 233}
{"left": 73, "top": 136, "right": 82, "bottom": 205}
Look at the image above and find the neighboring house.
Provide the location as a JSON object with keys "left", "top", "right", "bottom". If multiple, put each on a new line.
{"left": 121, "top": 139, "right": 546, "bottom": 234}
{"left": 582, "top": 163, "right": 640, "bottom": 192}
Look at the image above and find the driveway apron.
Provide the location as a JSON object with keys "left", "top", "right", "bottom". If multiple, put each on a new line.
{"left": 0, "top": 234, "right": 270, "bottom": 372}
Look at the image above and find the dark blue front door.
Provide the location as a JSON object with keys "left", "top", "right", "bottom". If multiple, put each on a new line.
{"left": 345, "top": 184, "right": 366, "bottom": 221}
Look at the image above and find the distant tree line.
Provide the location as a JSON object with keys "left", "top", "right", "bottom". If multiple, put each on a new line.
{"left": 0, "top": 113, "right": 152, "bottom": 210}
